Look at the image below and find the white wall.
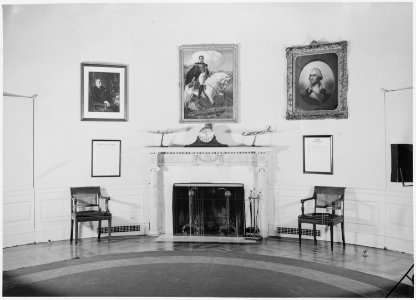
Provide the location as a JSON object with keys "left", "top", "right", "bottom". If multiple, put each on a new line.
{"left": 3, "top": 3, "right": 413, "bottom": 252}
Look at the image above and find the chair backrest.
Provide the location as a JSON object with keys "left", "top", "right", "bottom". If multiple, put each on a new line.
{"left": 70, "top": 186, "right": 101, "bottom": 212}
{"left": 314, "top": 186, "right": 345, "bottom": 210}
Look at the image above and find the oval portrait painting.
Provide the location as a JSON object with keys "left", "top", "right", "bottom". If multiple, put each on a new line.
{"left": 298, "top": 61, "right": 337, "bottom": 111}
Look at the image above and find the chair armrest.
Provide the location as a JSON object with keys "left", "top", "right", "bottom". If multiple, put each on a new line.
{"left": 301, "top": 197, "right": 315, "bottom": 204}
{"left": 99, "top": 196, "right": 111, "bottom": 212}
{"left": 72, "top": 196, "right": 78, "bottom": 213}
{"left": 300, "top": 196, "right": 315, "bottom": 215}
{"left": 330, "top": 197, "right": 343, "bottom": 205}
{"left": 331, "top": 197, "right": 344, "bottom": 214}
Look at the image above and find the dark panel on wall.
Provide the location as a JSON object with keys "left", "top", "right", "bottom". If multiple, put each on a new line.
{"left": 391, "top": 144, "right": 413, "bottom": 183}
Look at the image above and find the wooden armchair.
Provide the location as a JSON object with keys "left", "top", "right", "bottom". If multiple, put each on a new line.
{"left": 70, "top": 186, "right": 112, "bottom": 244}
{"left": 298, "top": 186, "right": 346, "bottom": 251}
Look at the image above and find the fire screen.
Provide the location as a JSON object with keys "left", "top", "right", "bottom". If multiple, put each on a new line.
{"left": 172, "top": 183, "right": 245, "bottom": 237}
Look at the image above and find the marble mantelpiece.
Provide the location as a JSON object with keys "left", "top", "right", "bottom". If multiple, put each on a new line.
{"left": 145, "top": 147, "right": 274, "bottom": 237}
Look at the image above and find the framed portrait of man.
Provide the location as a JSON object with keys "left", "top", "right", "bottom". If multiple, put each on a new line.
{"left": 81, "top": 63, "right": 128, "bottom": 121}
{"left": 286, "top": 41, "right": 348, "bottom": 120}
{"left": 179, "top": 44, "right": 239, "bottom": 123}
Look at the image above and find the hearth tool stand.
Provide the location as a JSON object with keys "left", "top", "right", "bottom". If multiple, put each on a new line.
{"left": 245, "top": 189, "right": 262, "bottom": 240}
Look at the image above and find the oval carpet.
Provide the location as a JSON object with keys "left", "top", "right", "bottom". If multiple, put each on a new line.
{"left": 3, "top": 250, "right": 413, "bottom": 297}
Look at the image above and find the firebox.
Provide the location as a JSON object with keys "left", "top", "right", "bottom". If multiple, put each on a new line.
{"left": 172, "top": 183, "right": 245, "bottom": 237}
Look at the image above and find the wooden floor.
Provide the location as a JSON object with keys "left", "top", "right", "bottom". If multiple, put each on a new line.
{"left": 2, "top": 235, "right": 414, "bottom": 286}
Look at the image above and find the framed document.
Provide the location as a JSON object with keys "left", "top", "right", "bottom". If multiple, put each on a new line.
{"left": 91, "top": 140, "right": 121, "bottom": 177}
{"left": 303, "top": 135, "right": 333, "bottom": 174}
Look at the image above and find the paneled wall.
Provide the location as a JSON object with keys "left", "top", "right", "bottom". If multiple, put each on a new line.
{"left": 4, "top": 185, "right": 147, "bottom": 247}
{"left": 3, "top": 3, "right": 413, "bottom": 252}
{"left": 273, "top": 186, "right": 413, "bottom": 254}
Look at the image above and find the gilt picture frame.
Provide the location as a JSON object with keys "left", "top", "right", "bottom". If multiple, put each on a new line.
{"left": 81, "top": 63, "right": 128, "bottom": 121}
{"left": 179, "top": 44, "right": 239, "bottom": 123}
{"left": 286, "top": 41, "right": 348, "bottom": 120}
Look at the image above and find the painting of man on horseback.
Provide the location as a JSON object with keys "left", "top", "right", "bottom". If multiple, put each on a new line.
{"left": 180, "top": 44, "right": 238, "bottom": 123}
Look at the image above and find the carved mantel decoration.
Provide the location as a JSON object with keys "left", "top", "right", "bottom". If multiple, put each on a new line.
{"left": 148, "top": 148, "right": 271, "bottom": 167}
{"left": 145, "top": 147, "right": 274, "bottom": 238}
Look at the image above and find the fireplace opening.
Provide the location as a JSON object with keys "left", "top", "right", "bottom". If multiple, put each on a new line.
{"left": 172, "top": 183, "right": 245, "bottom": 237}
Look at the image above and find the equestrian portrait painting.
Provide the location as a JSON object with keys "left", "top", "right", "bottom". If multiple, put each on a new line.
{"left": 286, "top": 41, "right": 348, "bottom": 120}
{"left": 179, "top": 44, "right": 238, "bottom": 123}
{"left": 81, "top": 63, "right": 128, "bottom": 121}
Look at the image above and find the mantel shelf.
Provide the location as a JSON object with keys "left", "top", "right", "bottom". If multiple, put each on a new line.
{"left": 145, "top": 146, "right": 274, "bottom": 155}
{"left": 146, "top": 146, "right": 273, "bottom": 168}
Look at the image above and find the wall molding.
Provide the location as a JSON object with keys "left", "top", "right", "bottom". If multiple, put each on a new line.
{"left": 3, "top": 184, "right": 413, "bottom": 253}
{"left": 3, "top": 184, "right": 146, "bottom": 247}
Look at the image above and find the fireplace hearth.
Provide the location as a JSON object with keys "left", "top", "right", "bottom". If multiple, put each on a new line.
{"left": 173, "top": 183, "right": 245, "bottom": 237}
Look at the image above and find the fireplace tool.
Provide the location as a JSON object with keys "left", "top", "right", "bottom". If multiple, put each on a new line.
{"left": 245, "top": 189, "right": 262, "bottom": 240}
{"left": 218, "top": 190, "right": 237, "bottom": 236}
{"left": 182, "top": 188, "right": 201, "bottom": 236}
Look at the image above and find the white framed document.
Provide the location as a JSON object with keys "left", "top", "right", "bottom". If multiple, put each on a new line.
{"left": 91, "top": 140, "right": 121, "bottom": 177}
{"left": 303, "top": 135, "right": 333, "bottom": 175}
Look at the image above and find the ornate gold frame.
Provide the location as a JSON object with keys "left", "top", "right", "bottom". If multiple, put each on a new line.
{"left": 286, "top": 41, "right": 348, "bottom": 120}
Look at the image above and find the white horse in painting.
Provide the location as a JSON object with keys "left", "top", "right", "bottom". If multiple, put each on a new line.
{"left": 184, "top": 72, "right": 232, "bottom": 111}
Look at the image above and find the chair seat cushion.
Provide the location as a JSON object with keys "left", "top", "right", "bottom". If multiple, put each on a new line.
{"left": 73, "top": 210, "right": 111, "bottom": 221}
{"left": 298, "top": 213, "right": 343, "bottom": 225}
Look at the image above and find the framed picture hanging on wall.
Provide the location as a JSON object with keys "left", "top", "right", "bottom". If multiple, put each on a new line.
{"left": 286, "top": 41, "right": 348, "bottom": 120}
{"left": 91, "top": 140, "right": 121, "bottom": 177}
{"left": 81, "top": 63, "right": 128, "bottom": 121}
{"left": 303, "top": 135, "right": 333, "bottom": 175}
{"left": 179, "top": 44, "right": 239, "bottom": 123}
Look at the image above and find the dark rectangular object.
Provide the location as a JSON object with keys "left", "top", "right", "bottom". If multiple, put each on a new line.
{"left": 172, "top": 183, "right": 245, "bottom": 237}
{"left": 391, "top": 144, "right": 413, "bottom": 183}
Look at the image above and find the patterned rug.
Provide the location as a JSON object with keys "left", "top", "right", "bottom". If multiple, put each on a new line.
{"left": 3, "top": 250, "right": 413, "bottom": 297}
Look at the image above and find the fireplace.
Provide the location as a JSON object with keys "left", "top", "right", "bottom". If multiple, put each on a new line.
{"left": 172, "top": 183, "right": 245, "bottom": 237}
{"left": 146, "top": 147, "right": 273, "bottom": 237}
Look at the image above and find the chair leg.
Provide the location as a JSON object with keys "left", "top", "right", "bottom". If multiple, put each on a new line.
{"left": 330, "top": 225, "right": 334, "bottom": 251}
{"left": 298, "top": 221, "right": 302, "bottom": 248}
{"left": 108, "top": 219, "right": 111, "bottom": 243}
{"left": 75, "top": 220, "right": 78, "bottom": 245}
{"left": 70, "top": 219, "right": 74, "bottom": 243}
{"left": 341, "top": 222, "right": 346, "bottom": 248}
{"left": 98, "top": 220, "right": 101, "bottom": 240}
{"left": 313, "top": 224, "right": 317, "bottom": 244}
